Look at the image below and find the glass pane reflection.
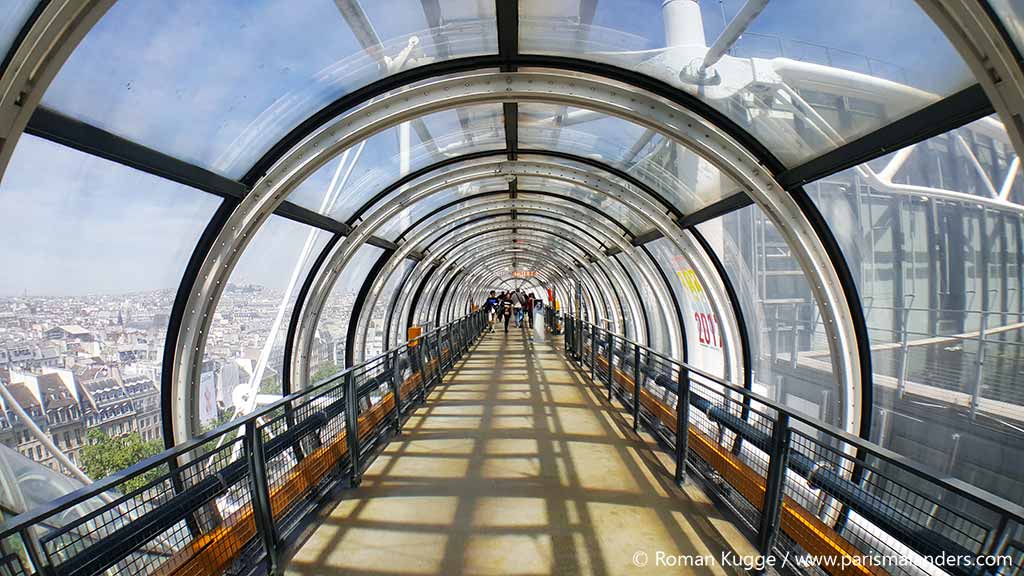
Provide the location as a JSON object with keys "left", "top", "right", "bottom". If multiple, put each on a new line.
{"left": 41, "top": 0, "right": 497, "bottom": 177}
{"left": 520, "top": 0, "right": 974, "bottom": 166}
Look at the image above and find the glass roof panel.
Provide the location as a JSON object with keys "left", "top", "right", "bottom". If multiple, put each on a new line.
{"left": 805, "top": 115, "right": 1024, "bottom": 501}
{"left": 520, "top": 0, "right": 976, "bottom": 166}
{"left": 515, "top": 179, "right": 650, "bottom": 233}
{"left": 199, "top": 216, "right": 329, "bottom": 431}
{"left": 287, "top": 104, "right": 505, "bottom": 222}
{"left": 517, "top": 104, "right": 738, "bottom": 213}
{"left": 989, "top": 1, "right": 1024, "bottom": 60}
{"left": 40, "top": 0, "right": 497, "bottom": 177}
{"left": 0, "top": 1, "right": 38, "bottom": 63}
{"left": 443, "top": 233, "right": 579, "bottom": 263}
{"left": 373, "top": 177, "right": 510, "bottom": 240}
{"left": 0, "top": 134, "right": 221, "bottom": 457}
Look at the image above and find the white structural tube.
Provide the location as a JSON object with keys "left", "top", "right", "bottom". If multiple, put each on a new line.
{"left": 701, "top": 0, "right": 769, "bottom": 71}
{"left": 662, "top": 0, "right": 706, "bottom": 47}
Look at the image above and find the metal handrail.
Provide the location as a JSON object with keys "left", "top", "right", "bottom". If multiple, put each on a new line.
{"left": 563, "top": 313, "right": 1022, "bottom": 575}
{"left": 0, "top": 310, "right": 488, "bottom": 576}
{"left": 569, "top": 316, "right": 1024, "bottom": 524}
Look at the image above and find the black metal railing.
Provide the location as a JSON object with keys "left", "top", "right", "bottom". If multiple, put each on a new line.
{"left": 0, "top": 310, "right": 488, "bottom": 576}
{"left": 564, "top": 315, "right": 1024, "bottom": 576}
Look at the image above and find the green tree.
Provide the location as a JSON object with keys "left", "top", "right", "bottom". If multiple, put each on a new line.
{"left": 258, "top": 372, "right": 278, "bottom": 395}
{"left": 80, "top": 429, "right": 164, "bottom": 493}
{"left": 311, "top": 363, "right": 340, "bottom": 383}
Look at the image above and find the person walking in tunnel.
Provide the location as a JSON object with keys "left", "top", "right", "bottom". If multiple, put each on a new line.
{"left": 483, "top": 290, "right": 500, "bottom": 332}
{"left": 500, "top": 291, "right": 514, "bottom": 333}
{"left": 512, "top": 289, "right": 526, "bottom": 327}
{"left": 525, "top": 292, "right": 536, "bottom": 329}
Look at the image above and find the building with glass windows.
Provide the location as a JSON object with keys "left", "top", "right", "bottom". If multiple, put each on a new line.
{"left": 1, "top": 1, "right": 1023, "bottom": 575}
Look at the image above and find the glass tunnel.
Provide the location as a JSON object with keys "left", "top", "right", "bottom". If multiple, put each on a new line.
{"left": 0, "top": 0, "right": 1023, "bottom": 575}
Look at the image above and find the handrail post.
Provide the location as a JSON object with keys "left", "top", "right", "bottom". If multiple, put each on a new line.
{"left": 606, "top": 331, "right": 614, "bottom": 401}
{"left": 433, "top": 332, "right": 443, "bottom": 382}
{"left": 390, "top": 348, "right": 403, "bottom": 435}
{"left": 459, "top": 319, "right": 466, "bottom": 353}
{"left": 632, "top": 343, "right": 642, "bottom": 432}
{"left": 590, "top": 324, "right": 596, "bottom": 382}
{"left": 417, "top": 344, "right": 428, "bottom": 404}
{"left": 758, "top": 412, "right": 791, "bottom": 556}
{"left": 20, "top": 526, "right": 49, "bottom": 576}
{"left": 566, "top": 317, "right": 573, "bottom": 355}
{"left": 344, "top": 371, "right": 362, "bottom": 486}
{"left": 675, "top": 365, "right": 691, "bottom": 485}
{"left": 245, "top": 420, "right": 280, "bottom": 574}
{"left": 577, "top": 317, "right": 583, "bottom": 359}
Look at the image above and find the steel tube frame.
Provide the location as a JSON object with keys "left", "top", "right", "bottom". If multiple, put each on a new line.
{"left": 2, "top": 15, "right": 905, "bottom": 438}
{"left": 318, "top": 199, "right": 632, "bottom": 367}
{"left": 383, "top": 221, "right": 606, "bottom": 346}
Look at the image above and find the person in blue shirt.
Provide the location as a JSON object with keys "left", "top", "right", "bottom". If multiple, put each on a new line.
{"left": 483, "top": 290, "right": 500, "bottom": 331}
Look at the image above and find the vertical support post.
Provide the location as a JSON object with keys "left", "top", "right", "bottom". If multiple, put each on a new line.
{"left": 20, "top": 527, "right": 48, "bottom": 576}
{"left": 632, "top": 343, "right": 642, "bottom": 431}
{"left": 418, "top": 346, "right": 428, "bottom": 404}
{"left": 390, "top": 348, "right": 403, "bottom": 434}
{"left": 590, "top": 324, "right": 597, "bottom": 381}
{"left": 565, "top": 317, "right": 572, "bottom": 354}
{"left": 344, "top": 371, "right": 361, "bottom": 486}
{"left": 433, "top": 332, "right": 443, "bottom": 382}
{"left": 576, "top": 317, "right": 583, "bottom": 360}
{"left": 675, "top": 365, "right": 691, "bottom": 485}
{"left": 758, "top": 413, "right": 791, "bottom": 556}
{"left": 459, "top": 319, "right": 466, "bottom": 353}
{"left": 980, "top": 515, "right": 1011, "bottom": 560}
{"left": 606, "top": 331, "right": 615, "bottom": 400}
{"left": 245, "top": 421, "right": 279, "bottom": 574}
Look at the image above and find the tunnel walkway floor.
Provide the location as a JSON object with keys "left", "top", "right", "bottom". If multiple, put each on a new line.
{"left": 284, "top": 326, "right": 751, "bottom": 575}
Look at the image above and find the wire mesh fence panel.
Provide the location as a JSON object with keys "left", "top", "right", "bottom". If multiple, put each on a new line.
{"left": 0, "top": 313, "right": 484, "bottom": 576}
{"left": 562, "top": 314, "right": 1024, "bottom": 576}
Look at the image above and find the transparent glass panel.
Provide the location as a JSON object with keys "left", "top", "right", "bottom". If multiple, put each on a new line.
{"left": 0, "top": 0, "right": 38, "bottom": 62}
{"left": 697, "top": 205, "right": 840, "bottom": 425}
{"left": 308, "top": 244, "right": 384, "bottom": 382}
{"left": 0, "top": 134, "right": 219, "bottom": 478}
{"left": 646, "top": 237, "right": 726, "bottom": 377}
{"left": 373, "top": 177, "right": 511, "bottom": 241}
{"left": 616, "top": 250, "right": 671, "bottom": 354}
{"left": 41, "top": 1, "right": 498, "bottom": 177}
{"left": 520, "top": 0, "right": 975, "bottom": 166}
{"left": 287, "top": 104, "right": 505, "bottom": 222}
{"left": 518, "top": 104, "right": 738, "bottom": 213}
{"left": 199, "top": 217, "right": 329, "bottom": 430}
{"left": 986, "top": 1, "right": 1024, "bottom": 62}
{"left": 807, "top": 116, "right": 1024, "bottom": 504}
{"left": 515, "top": 177, "right": 650, "bottom": 233}
{"left": 368, "top": 259, "right": 416, "bottom": 358}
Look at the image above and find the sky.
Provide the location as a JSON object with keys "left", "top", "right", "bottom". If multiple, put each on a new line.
{"left": 0, "top": 0, "right": 985, "bottom": 297}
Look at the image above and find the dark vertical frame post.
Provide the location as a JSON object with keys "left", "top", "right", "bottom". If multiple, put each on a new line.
{"left": 606, "top": 330, "right": 614, "bottom": 400}
{"left": 590, "top": 324, "right": 597, "bottom": 381}
{"left": 390, "top": 348, "right": 404, "bottom": 434}
{"left": 344, "top": 371, "right": 361, "bottom": 486}
{"left": 675, "top": 365, "right": 691, "bottom": 485}
{"left": 632, "top": 343, "right": 642, "bottom": 431}
{"left": 758, "top": 413, "right": 791, "bottom": 556}
{"left": 433, "top": 331, "right": 444, "bottom": 383}
{"left": 245, "top": 421, "right": 279, "bottom": 574}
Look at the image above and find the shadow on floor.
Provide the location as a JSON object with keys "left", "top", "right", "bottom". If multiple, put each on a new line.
{"left": 284, "top": 329, "right": 749, "bottom": 576}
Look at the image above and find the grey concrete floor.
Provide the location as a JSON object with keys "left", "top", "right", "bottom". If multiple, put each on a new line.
{"left": 284, "top": 327, "right": 751, "bottom": 575}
